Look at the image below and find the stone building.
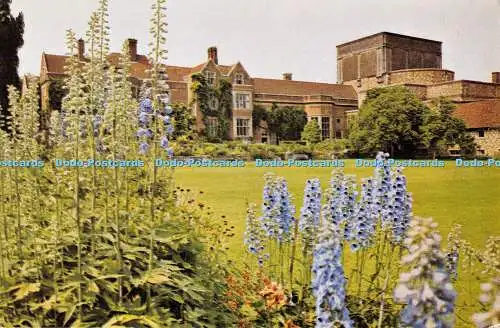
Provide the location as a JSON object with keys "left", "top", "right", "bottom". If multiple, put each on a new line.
{"left": 454, "top": 100, "right": 500, "bottom": 156}
{"left": 39, "top": 39, "right": 358, "bottom": 142}
{"left": 337, "top": 32, "right": 500, "bottom": 105}
{"left": 337, "top": 31, "right": 500, "bottom": 156}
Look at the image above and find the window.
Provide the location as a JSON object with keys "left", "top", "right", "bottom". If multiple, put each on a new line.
{"left": 478, "top": 149, "right": 485, "bottom": 155}
{"left": 206, "top": 71, "right": 216, "bottom": 86}
{"left": 234, "top": 93, "right": 250, "bottom": 109}
{"left": 206, "top": 117, "right": 218, "bottom": 137}
{"left": 478, "top": 130, "right": 485, "bottom": 138}
{"left": 236, "top": 118, "right": 250, "bottom": 137}
{"left": 321, "top": 117, "right": 330, "bottom": 139}
{"left": 336, "top": 118, "right": 341, "bottom": 124}
{"left": 235, "top": 73, "right": 244, "bottom": 85}
{"left": 335, "top": 131, "right": 342, "bottom": 139}
{"left": 209, "top": 96, "right": 218, "bottom": 110}
{"left": 261, "top": 129, "right": 268, "bottom": 143}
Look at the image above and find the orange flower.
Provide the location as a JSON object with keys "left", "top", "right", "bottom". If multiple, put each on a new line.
{"left": 259, "top": 280, "right": 287, "bottom": 310}
{"left": 284, "top": 319, "right": 300, "bottom": 328}
{"left": 227, "top": 300, "right": 239, "bottom": 311}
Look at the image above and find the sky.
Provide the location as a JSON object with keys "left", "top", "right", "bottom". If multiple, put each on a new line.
{"left": 10, "top": 0, "right": 500, "bottom": 83}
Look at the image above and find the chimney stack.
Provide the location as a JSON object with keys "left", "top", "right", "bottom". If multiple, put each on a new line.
{"left": 282, "top": 73, "right": 293, "bottom": 81}
{"left": 208, "top": 46, "right": 218, "bottom": 64}
{"left": 77, "top": 38, "right": 85, "bottom": 60}
{"left": 492, "top": 72, "right": 500, "bottom": 84}
{"left": 127, "top": 38, "right": 138, "bottom": 62}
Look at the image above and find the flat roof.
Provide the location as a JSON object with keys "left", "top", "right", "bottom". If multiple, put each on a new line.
{"left": 336, "top": 31, "right": 442, "bottom": 48}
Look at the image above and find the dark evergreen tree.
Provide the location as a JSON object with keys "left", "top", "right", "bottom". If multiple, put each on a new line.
{"left": 0, "top": 0, "right": 24, "bottom": 128}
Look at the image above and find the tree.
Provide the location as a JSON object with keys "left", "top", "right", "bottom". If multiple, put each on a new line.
{"left": 422, "top": 98, "right": 476, "bottom": 158}
{"left": 253, "top": 104, "right": 307, "bottom": 144}
{"left": 301, "top": 120, "right": 321, "bottom": 145}
{"left": 348, "top": 86, "right": 429, "bottom": 157}
{"left": 0, "top": 0, "right": 24, "bottom": 128}
{"left": 171, "top": 102, "right": 195, "bottom": 139}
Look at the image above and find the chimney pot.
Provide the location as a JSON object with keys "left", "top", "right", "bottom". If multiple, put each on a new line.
{"left": 127, "top": 38, "right": 138, "bottom": 62}
{"left": 77, "top": 39, "right": 85, "bottom": 60}
{"left": 492, "top": 72, "right": 500, "bottom": 84}
{"left": 283, "top": 73, "right": 293, "bottom": 80}
{"left": 208, "top": 46, "right": 218, "bottom": 64}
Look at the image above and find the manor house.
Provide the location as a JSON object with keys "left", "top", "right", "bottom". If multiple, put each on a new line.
{"left": 38, "top": 32, "right": 500, "bottom": 155}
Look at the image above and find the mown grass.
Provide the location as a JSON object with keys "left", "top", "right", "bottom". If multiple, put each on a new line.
{"left": 174, "top": 160, "right": 500, "bottom": 253}
{"left": 173, "top": 159, "right": 500, "bottom": 327}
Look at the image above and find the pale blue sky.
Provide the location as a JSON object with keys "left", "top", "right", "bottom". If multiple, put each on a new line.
{"left": 11, "top": 0, "right": 500, "bottom": 83}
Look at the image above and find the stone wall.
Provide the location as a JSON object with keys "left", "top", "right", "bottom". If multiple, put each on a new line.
{"left": 389, "top": 69, "right": 454, "bottom": 85}
{"left": 472, "top": 129, "right": 500, "bottom": 156}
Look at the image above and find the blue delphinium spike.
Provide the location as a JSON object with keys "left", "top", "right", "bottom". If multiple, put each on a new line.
{"left": 394, "top": 217, "right": 456, "bottom": 328}
{"left": 312, "top": 221, "right": 353, "bottom": 328}
{"left": 299, "top": 178, "right": 322, "bottom": 236}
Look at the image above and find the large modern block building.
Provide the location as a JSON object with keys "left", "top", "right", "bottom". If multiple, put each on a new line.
{"left": 37, "top": 32, "right": 500, "bottom": 154}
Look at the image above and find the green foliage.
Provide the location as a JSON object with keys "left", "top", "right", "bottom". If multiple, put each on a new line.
{"left": 0, "top": 0, "right": 24, "bottom": 127}
{"left": 422, "top": 98, "right": 476, "bottom": 158}
{"left": 253, "top": 104, "right": 307, "bottom": 143}
{"left": 190, "top": 73, "right": 233, "bottom": 141}
{"left": 0, "top": 2, "right": 237, "bottom": 326}
{"left": 301, "top": 120, "right": 321, "bottom": 145}
{"left": 348, "top": 87, "right": 476, "bottom": 158}
{"left": 48, "top": 78, "right": 67, "bottom": 111}
{"left": 348, "top": 86, "right": 428, "bottom": 157}
{"left": 171, "top": 103, "right": 195, "bottom": 140}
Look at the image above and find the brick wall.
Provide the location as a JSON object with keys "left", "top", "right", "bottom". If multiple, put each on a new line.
{"left": 337, "top": 34, "right": 384, "bottom": 57}
{"left": 167, "top": 81, "right": 188, "bottom": 104}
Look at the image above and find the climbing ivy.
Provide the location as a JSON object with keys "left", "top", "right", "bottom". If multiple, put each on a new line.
{"left": 191, "top": 73, "right": 233, "bottom": 141}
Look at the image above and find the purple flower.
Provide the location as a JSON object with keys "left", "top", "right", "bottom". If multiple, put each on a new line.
{"left": 140, "top": 98, "right": 153, "bottom": 113}
{"left": 165, "top": 104, "right": 173, "bottom": 115}
{"left": 394, "top": 217, "right": 456, "bottom": 328}
{"left": 139, "top": 112, "right": 150, "bottom": 126}
{"left": 137, "top": 128, "right": 153, "bottom": 138}
{"left": 166, "top": 124, "right": 174, "bottom": 135}
{"left": 312, "top": 221, "right": 353, "bottom": 328}
{"left": 276, "top": 178, "right": 295, "bottom": 242}
{"left": 139, "top": 142, "right": 149, "bottom": 154}
{"left": 160, "top": 136, "right": 169, "bottom": 149}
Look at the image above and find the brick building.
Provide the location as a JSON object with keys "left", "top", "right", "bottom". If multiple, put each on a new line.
{"left": 37, "top": 33, "right": 500, "bottom": 153}
{"left": 39, "top": 39, "right": 358, "bottom": 142}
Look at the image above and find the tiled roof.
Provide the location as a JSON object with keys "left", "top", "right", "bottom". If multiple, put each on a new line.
{"left": 252, "top": 78, "right": 357, "bottom": 100}
{"left": 43, "top": 53, "right": 191, "bottom": 82}
{"left": 44, "top": 54, "right": 68, "bottom": 75}
{"left": 217, "top": 64, "right": 233, "bottom": 75}
{"left": 190, "top": 62, "right": 207, "bottom": 74}
{"left": 455, "top": 100, "right": 500, "bottom": 129}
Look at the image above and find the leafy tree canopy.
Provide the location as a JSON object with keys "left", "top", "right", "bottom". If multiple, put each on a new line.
{"left": 253, "top": 104, "right": 307, "bottom": 143}
{"left": 0, "top": 0, "right": 24, "bottom": 127}
{"left": 348, "top": 86, "right": 475, "bottom": 158}
{"left": 301, "top": 119, "right": 321, "bottom": 145}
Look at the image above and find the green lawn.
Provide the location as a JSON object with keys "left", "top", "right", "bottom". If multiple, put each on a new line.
{"left": 173, "top": 160, "right": 500, "bottom": 253}
{"left": 173, "top": 159, "right": 500, "bottom": 327}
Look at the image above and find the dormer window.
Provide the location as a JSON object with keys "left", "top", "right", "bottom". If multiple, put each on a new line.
{"left": 206, "top": 71, "right": 216, "bottom": 86}
{"left": 235, "top": 73, "right": 244, "bottom": 85}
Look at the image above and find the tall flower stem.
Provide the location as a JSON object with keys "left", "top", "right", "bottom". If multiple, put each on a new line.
{"left": 377, "top": 245, "right": 394, "bottom": 328}
{"left": 288, "top": 218, "right": 299, "bottom": 292}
